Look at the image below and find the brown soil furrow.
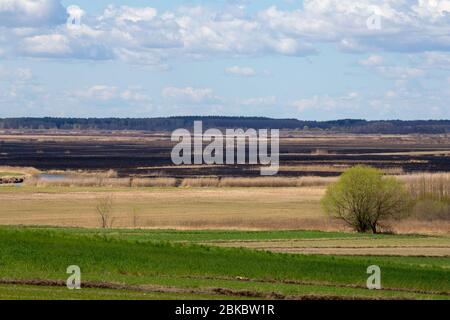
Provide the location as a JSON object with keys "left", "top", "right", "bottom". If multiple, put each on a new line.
{"left": 0, "top": 278, "right": 403, "bottom": 300}
{"left": 180, "top": 275, "right": 450, "bottom": 297}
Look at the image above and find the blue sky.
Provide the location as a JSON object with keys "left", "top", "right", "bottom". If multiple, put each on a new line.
{"left": 0, "top": 0, "right": 450, "bottom": 120}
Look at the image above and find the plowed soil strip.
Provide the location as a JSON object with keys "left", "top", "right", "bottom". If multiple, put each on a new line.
{"left": 0, "top": 279, "right": 398, "bottom": 300}
{"left": 180, "top": 275, "right": 450, "bottom": 297}
{"left": 208, "top": 242, "right": 450, "bottom": 257}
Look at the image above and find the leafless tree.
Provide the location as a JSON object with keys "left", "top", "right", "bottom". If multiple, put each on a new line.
{"left": 96, "top": 195, "right": 115, "bottom": 228}
{"left": 131, "top": 207, "right": 139, "bottom": 228}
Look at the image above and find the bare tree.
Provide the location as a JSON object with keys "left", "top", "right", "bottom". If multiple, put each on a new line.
{"left": 96, "top": 195, "right": 115, "bottom": 228}
{"left": 130, "top": 207, "right": 139, "bottom": 228}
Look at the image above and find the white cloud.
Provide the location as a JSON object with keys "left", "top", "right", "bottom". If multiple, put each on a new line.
{"left": 259, "top": 1, "right": 450, "bottom": 53}
{"left": 289, "top": 87, "right": 450, "bottom": 120}
{"left": 3, "top": 1, "right": 450, "bottom": 65}
{"left": 420, "top": 51, "right": 450, "bottom": 68}
{"left": 162, "top": 86, "right": 219, "bottom": 104}
{"left": 70, "top": 85, "right": 151, "bottom": 103}
{"left": 1, "top": 1, "right": 450, "bottom": 70}
{"left": 15, "top": 68, "right": 33, "bottom": 82}
{"left": 0, "top": 66, "right": 50, "bottom": 116}
{"left": 359, "top": 55, "right": 384, "bottom": 67}
{"left": 0, "top": 0, "right": 66, "bottom": 27}
{"left": 291, "top": 92, "right": 361, "bottom": 113}
{"left": 241, "top": 96, "right": 277, "bottom": 106}
{"left": 225, "top": 66, "right": 256, "bottom": 77}
{"left": 0, "top": 2, "right": 318, "bottom": 64}
{"left": 291, "top": 96, "right": 319, "bottom": 112}
{"left": 412, "top": 0, "right": 450, "bottom": 19}
{"left": 101, "top": 5, "right": 157, "bottom": 24}
{"left": 21, "top": 33, "right": 70, "bottom": 56}
{"left": 73, "top": 85, "right": 118, "bottom": 101}
{"left": 385, "top": 90, "right": 397, "bottom": 98}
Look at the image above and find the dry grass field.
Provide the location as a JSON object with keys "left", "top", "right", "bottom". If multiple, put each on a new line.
{"left": 0, "top": 186, "right": 327, "bottom": 229}
{"left": 0, "top": 185, "right": 449, "bottom": 235}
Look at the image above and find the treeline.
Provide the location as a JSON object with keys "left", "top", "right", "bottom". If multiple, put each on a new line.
{"left": 0, "top": 117, "right": 449, "bottom": 134}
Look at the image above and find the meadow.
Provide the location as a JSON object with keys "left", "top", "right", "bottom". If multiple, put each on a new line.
{"left": 0, "top": 131, "right": 449, "bottom": 300}
{"left": 0, "top": 185, "right": 328, "bottom": 230}
{"left": 0, "top": 182, "right": 448, "bottom": 234}
{"left": 0, "top": 227, "right": 448, "bottom": 300}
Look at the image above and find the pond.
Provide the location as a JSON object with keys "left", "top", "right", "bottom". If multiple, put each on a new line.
{"left": 37, "top": 173, "right": 68, "bottom": 181}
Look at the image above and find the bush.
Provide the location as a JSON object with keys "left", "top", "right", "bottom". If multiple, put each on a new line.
{"left": 321, "top": 166, "right": 411, "bottom": 233}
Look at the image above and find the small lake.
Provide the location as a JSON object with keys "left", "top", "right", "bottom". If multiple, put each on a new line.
{"left": 37, "top": 173, "right": 68, "bottom": 181}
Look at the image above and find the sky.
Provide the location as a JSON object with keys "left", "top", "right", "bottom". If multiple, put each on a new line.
{"left": 0, "top": 0, "right": 450, "bottom": 120}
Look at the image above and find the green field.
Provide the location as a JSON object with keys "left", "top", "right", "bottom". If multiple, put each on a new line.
{"left": 0, "top": 227, "right": 448, "bottom": 300}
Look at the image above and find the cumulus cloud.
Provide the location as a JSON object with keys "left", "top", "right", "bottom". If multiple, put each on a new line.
{"left": 0, "top": 1, "right": 317, "bottom": 64}
{"left": 21, "top": 33, "right": 70, "bottom": 56}
{"left": 0, "top": 0, "right": 66, "bottom": 27}
{"left": 260, "top": 1, "right": 450, "bottom": 53}
{"left": 359, "top": 55, "right": 384, "bottom": 67}
{"left": 101, "top": 5, "right": 157, "bottom": 24}
{"left": 420, "top": 51, "right": 450, "bottom": 68}
{"left": 291, "top": 92, "right": 360, "bottom": 113}
{"left": 0, "top": 66, "right": 51, "bottom": 116}
{"left": 412, "top": 0, "right": 450, "bottom": 19}
{"left": 225, "top": 66, "right": 256, "bottom": 76}
{"left": 71, "top": 85, "right": 118, "bottom": 101}
{"left": 359, "top": 54, "right": 428, "bottom": 80}
{"left": 289, "top": 86, "right": 450, "bottom": 120}
{"left": 3, "top": 1, "right": 450, "bottom": 64}
{"left": 1, "top": 1, "right": 450, "bottom": 120}
{"left": 241, "top": 96, "right": 277, "bottom": 106}
{"left": 70, "top": 85, "right": 151, "bottom": 103}
{"left": 162, "top": 86, "right": 219, "bottom": 104}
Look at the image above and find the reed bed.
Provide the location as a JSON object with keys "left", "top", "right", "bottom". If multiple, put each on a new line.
{"left": 180, "top": 178, "right": 220, "bottom": 187}
{"left": 25, "top": 177, "right": 131, "bottom": 188}
{"left": 23, "top": 175, "right": 338, "bottom": 188}
{"left": 47, "top": 169, "right": 118, "bottom": 178}
{"left": 24, "top": 176, "right": 178, "bottom": 188}
{"left": 399, "top": 173, "right": 450, "bottom": 221}
{"left": 219, "top": 177, "right": 337, "bottom": 187}
{"left": 131, "top": 178, "right": 177, "bottom": 187}
{"left": 399, "top": 173, "right": 450, "bottom": 201}
{"left": 21, "top": 172, "right": 449, "bottom": 192}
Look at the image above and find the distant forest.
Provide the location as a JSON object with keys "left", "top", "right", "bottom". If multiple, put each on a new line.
{"left": 0, "top": 117, "right": 449, "bottom": 134}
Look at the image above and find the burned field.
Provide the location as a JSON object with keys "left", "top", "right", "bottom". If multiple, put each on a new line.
{"left": 0, "top": 132, "right": 449, "bottom": 178}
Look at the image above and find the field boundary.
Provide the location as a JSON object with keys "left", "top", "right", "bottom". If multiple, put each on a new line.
{"left": 0, "top": 278, "right": 395, "bottom": 300}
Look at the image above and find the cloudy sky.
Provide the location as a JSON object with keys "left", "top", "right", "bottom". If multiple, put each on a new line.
{"left": 0, "top": 0, "right": 450, "bottom": 120}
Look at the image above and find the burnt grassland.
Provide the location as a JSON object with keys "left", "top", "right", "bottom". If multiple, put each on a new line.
{"left": 0, "top": 132, "right": 449, "bottom": 178}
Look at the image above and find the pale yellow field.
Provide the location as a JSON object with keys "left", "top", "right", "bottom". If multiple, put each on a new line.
{"left": 0, "top": 185, "right": 449, "bottom": 235}
{"left": 0, "top": 186, "right": 330, "bottom": 230}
